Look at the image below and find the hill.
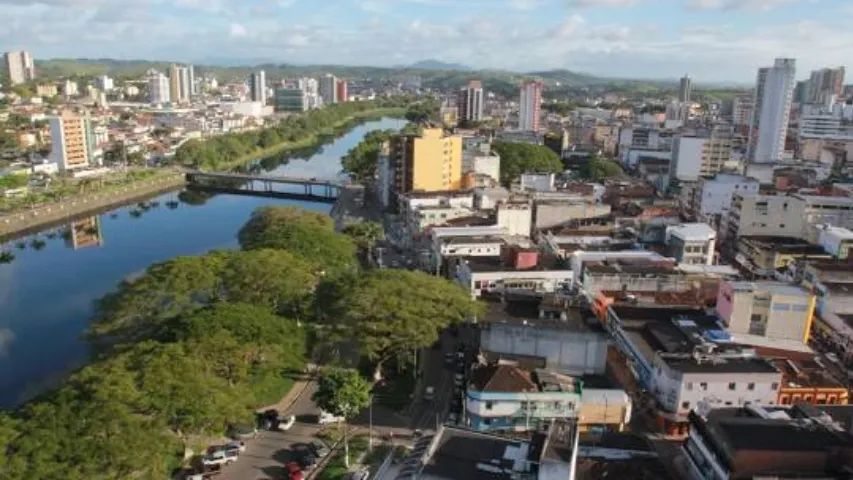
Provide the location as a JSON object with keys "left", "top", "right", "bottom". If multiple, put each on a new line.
{"left": 408, "top": 59, "right": 471, "bottom": 71}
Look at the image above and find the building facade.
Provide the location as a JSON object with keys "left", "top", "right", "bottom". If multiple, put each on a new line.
{"left": 679, "top": 74, "right": 692, "bottom": 103}
{"left": 249, "top": 70, "right": 266, "bottom": 104}
{"left": 3, "top": 51, "right": 35, "bottom": 85}
{"left": 275, "top": 87, "right": 307, "bottom": 112}
{"left": 319, "top": 74, "right": 337, "bottom": 105}
{"left": 747, "top": 58, "right": 796, "bottom": 163}
{"left": 384, "top": 127, "right": 463, "bottom": 208}
{"left": 48, "top": 111, "right": 96, "bottom": 172}
{"left": 457, "top": 80, "right": 484, "bottom": 124}
{"left": 335, "top": 79, "right": 348, "bottom": 103}
{"left": 716, "top": 280, "right": 815, "bottom": 343}
{"left": 148, "top": 71, "right": 170, "bottom": 104}
{"left": 807, "top": 67, "right": 845, "bottom": 106}
{"left": 518, "top": 81, "right": 542, "bottom": 132}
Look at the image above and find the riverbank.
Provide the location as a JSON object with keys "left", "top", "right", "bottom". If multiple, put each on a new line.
{"left": 207, "top": 106, "right": 406, "bottom": 172}
{"left": 0, "top": 171, "right": 186, "bottom": 240}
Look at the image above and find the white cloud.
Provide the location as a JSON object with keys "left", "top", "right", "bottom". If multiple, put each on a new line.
{"left": 567, "top": 0, "right": 638, "bottom": 7}
{"left": 229, "top": 23, "right": 247, "bottom": 37}
{"left": 686, "top": 0, "right": 798, "bottom": 11}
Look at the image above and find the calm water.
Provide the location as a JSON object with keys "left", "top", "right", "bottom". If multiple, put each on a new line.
{"left": 0, "top": 117, "right": 406, "bottom": 408}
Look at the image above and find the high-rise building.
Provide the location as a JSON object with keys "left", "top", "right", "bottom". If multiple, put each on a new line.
{"left": 48, "top": 111, "right": 96, "bottom": 172}
{"left": 807, "top": 67, "right": 845, "bottom": 106}
{"left": 794, "top": 80, "right": 809, "bottom": 104}
{"left": 168, "top": 64, "right": 191, "bottom": 104}
{"left": 732, "top": 95, "right": 754, "bottom": 127}
{"left": 148, "top": 71, "right": 170, "bottom": 104}
{"left": 319, "top": 74, "right": 337, "bottom": 105}
{"left": 382, "top": 127, "right": 463, "bottom": 209}
{"left": 518, "top": 81, "right": 542, "bottom": 132}
{"left": 95, "top": 75, "right": 114, "bottom": 92}
{"left": 679, "top": 74, "right": 692, "bottom": 103}
{"left": 336, "top": 79, "right": 348, "bottom": 103}
{"left": 457, "top": 80, "right": 484, "bottom": 124}
{"left": 3, "top": 51, "right": 35, "bottom": 85}
{"left": 275, "top": 87, "right": 307, "bottom": 112}
{"left": 747, "top": 58, "right": 796, "bottom": 164}
{"left": 188, "top": 65, "right": 196, "bottom": 96}
{"left": 249, "top": 70, "right": 267, "bottom": 104}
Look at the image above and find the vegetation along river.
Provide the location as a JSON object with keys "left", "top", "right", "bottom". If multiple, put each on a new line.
{"left": 0, "top": 117, "right": 406, "bottom": 408}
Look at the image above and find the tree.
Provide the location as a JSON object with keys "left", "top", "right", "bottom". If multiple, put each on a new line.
{"left": 0, "top": 173, "right": 28, "bottom": 191}
{"left": 342, "top": 221, "right": 385, "bottom": 252}
{"left": 492, "top": 141, "right": 564, "bottom": 187}
{"left": 579, "top": 154, "right": 625, "bottom": 181}
{"left": 312, "top": 368, "right": 371, "bottom": 468}
{"left": 341, "top": 129, "right": 395, "bottom": 182}
{"left": 238, "top": 206, "right": 357, "bottom": 277}
{"left": 404, "top": 103, "right": 435, "bottom": 124}
{"left": 321, "top": 270, "right": 483, "bottom": 379}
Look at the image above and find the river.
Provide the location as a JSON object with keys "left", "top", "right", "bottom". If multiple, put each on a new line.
{"left": 0, "top": 117, "right": 406, "bottom": 409}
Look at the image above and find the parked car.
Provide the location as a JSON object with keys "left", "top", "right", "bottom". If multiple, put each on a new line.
{"left": 260, "top": 409, "right": 294, "bottom": 430}
{"left": 444, "top": 352, "right": 454, "bottom": 366}
{"left": 224, "top": 441, "right": 246, "bottom": 455}
{"left": 454, "top": 373, "right": 464, "bottom": 387}
{"left": 424, "top": 386, "right": 435, "bottom": 401}
{"left": 349, "top": 468, "right": 370, "bottom": 480}
{"left": 294, "top": 446, "right": 316, "bottom": 470}
{"left": 318, "top": 410, "right": 345, "bottom": 425}
{"left": 287, "top": 461, "right": 304, "bottom": 480}
{"left": 201, "top": 449, "right": 238, "bottom": 467}
{"left": 227, "top": 424, "right": 257, "bottom": 440}
{"left": 277, "top": 414, "right": 296, "bottom": 431}
{"left": 310, "top": 439, "right": 331, "bottom": 458}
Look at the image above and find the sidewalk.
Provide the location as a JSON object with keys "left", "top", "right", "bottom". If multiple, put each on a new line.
{"left": 256, "top": 365, "right": 317, "bottom": 414}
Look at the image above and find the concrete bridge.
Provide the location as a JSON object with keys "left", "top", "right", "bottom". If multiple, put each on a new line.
{"left": 185, "top": 170, "right": 343, "bottom": 203}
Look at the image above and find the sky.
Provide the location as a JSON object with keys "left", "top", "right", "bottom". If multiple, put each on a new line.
{"left": 1, "top": 0, "right": 851, "bottom": 83}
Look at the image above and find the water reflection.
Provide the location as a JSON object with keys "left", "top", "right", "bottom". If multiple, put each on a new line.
{"left": 66, "top": 217, "right": 103, "bottom": 250}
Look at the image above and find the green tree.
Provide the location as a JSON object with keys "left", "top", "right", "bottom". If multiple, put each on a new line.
{"left": 342, "top": 221, "right": 385, "bottom": 252}
{"left": 579, "top": 154, "right": 625, "bottom": 181}
{"left": 0, "top": 173, "right": 28, "bottom": 190}
{"left": 312, "top": 368, "right": 371, "bottom": 468}
{"left": 238, "top": 206, "right": 357, "bottom": 276}
{"left": 341, "top": 129, "right": 395, "bottom": 182}
{"left": 322, "top": 270, "right": 483, "bottom": 379}
{"left": 492, "top": 141, "right": 564, "bottom": 187}
{"left": 404, "top": 103, "right": 436, "bottom": 124}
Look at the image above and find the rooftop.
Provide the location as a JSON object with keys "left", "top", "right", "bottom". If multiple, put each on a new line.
{"left": 419, "top": 427, "right": 538, "bottom": 480}
{"left": 767, "top": 357, "right": 846, "bottom": 389}
{"left": 479, "top": 294, "right": 595, "bottom": 333}
{"left": 441, "top": 235, "right": 505, "bottom": 246}
{"left": 462, "top": 255, "right": 567, "bottom": 273}
{"left": 726, "top": 280, "right": 812, "bottom": 297}
{"left": 739, "top": 235, "right": 830, "bottom": 256}
{"left": 470, "top": 364, "right": 538, "bottom": 393}
{"left": 584, "top": 257, "right": 679, "bottom": 275}
{"left": 667, "top": 223, "right": 716, "bottom": 241}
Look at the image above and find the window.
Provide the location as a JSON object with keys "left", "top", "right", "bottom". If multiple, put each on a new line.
{"left": 725, "top": 401, "right": 732, "bottom": 406}
{"left": 747, "top": 383, "right": 755, "bottom": 391}
{"left": 771, "top": 382, "right": 779, "bottom": 390}
{"left": 780, "top": 224, "right": 785, "bottom": 228}
{"left": 700, "top": 382, "right": 708, "bottom": 391}
{"left": 728, "top": 382, "right": 736, "bottom": 390}
{"left": 485, "top": 401, "right": 493, "bottom": 410}
{"left": 681, "top": 401, "right": 690, "bottom": 410}
{"left": 686, "top": 382, "right": 694, "bottom": 391}
{"left": 773, "top": 303, "right": 791, "bottom": 311}
{"left": 792, "top": 304, "right": 809, "bottom": 312}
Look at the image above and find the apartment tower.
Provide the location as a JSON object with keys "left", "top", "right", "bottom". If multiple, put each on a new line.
{"left": 807, "top": 67, "right": 845, "bottom": 106}
{"left": 249, "top": 70, "right": 267, "bottom": 104}
{"left": 385, "top": 127, "right": 463, "bottom": 208}
{"left": 679, "top": 74, "right": 692, "bottom": 103}
{"left": 747, "top": 58, "right": 796, "bottom": 164}
{"left": 518, "top": 80, "right": 542, "bottom": 132}
{"left": 3, "top": 51, "right": 35, "bottom": 85}
{"left": 457, "top": 80, "right": 484, "bottom": 124}
{"left": 49, "top": 111, "right": 96, "bottom": 172}
{"left": 148, "top": 71, "right": 170, "bottom": 104}
{"left": 319, "top": 74, "right": 337, "bottom": 105}
{"left": 336, "top": 79, "right": 348, "bottom": 103}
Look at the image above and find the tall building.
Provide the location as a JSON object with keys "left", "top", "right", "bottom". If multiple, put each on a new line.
{"left": 794, "top": 80, "right": 809, "bottom": 104}
{"left": 747, "top": 58, "right": 796, "bottom": 164}
{"left": 168, "top": 64, "right": 191, "bottom": 104}
{"left": 275, "top": 87, "right": 307, "bottom": 112}
{"left": 249, "top": 70, "right": 267, "bottom": 104}
{"left": 319, "top": 74, "right": 337, "bottom": 105}
{"left": 48, "top": 111, "right": 96, "bottom": 172}
{"left": 678, "top": 74, "right": 692, "bottom": 103}
{"left": 457, "top": 80, "right": 484, "bottom": 124}
{"left": 188, "top": 64, "right": 196, "bottom": 96}
{"left": 67, "top": 216, "right": 103, "bottom": 249}
{"left": 335, "top": 79, "right": 348, "bottom": 103}
{"left": 148, "top": 71, "right": 170, "bottom": 104}
{"left": 807, "top": 67, "right": 845, "bottom": 106}
{"left": 3, "top": 51, "right": 35, "bottom": 85}
{"left": 95, "top": 75, "right": 114, "bottom": 92}
{"left": 672, "top": 129, "right": 734, "bottom": 182}
{"left": 518, "top": 81, "right": 542, "bottom": 132}
{"left": 382, "top": 127, "right": 463, "bottom": 209}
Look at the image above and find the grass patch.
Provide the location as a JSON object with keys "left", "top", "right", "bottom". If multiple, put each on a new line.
{"left": 317, "top": 435, "right": 370, "bottom": 480}
{"left": 249, "top": 371, "right": 296, "bottom": 407}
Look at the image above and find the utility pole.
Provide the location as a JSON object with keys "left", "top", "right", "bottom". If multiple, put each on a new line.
{"left": 368, "top": 394, "right": 374, "bottom": 451}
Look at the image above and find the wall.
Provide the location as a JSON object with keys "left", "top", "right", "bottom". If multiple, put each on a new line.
{"left": 732, "top": 194, "right": 805, "bottom": 238}
{"left": 466, "top": 390, "right": 580, "bottom": 431}
{"left": 673, "top": 137, "right": 705, "bottom": 181}
{"left": 534, "top": 203, "right": 611, "bottom": 230}
{"left": 480, "top": 324, "right": 608, "bottom": 375}
{"left": 497, "top": 203, "right": 532, "bottom": 237}
{"left": 457, "top": 265, "right": 574, "bottom": 298}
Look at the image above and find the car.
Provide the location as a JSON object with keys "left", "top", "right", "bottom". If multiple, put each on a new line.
{"left": 287, "top": 461, "right": 304, "bottom": 480}
{"left": 277, "top": 414, "right": 296, "bottom": 431}
{"left": 318, "top": 410, "right": 345, "bottom": 425}
{"left": 454, "top": 373, "right": 464, "bottom": 387}
{"left": 227, "top": 424, "right": 257, "bottom": 440}
{"left": 447, "top": 412, "right": 459, "bottom": 424}
{"left": 349, "top": 468, "right": 370, "bottom": 480}
{"left": 201, "top": 449, "right": 238, "bottom": 467}
{"left": 444, "top": 352, "right": 454, "bottom": 365}
{"left": 294, "top": 446, "right": 316, "bottom": 470}
{"left": 224, "top": 441, "right": 246, "bottom": 454}
{"left": 827, "top": 353, "right": 841, "bottom": 365}
{"left": 310, "top": 439, "right": 331, "bottom": 458}
{"left": 424, "top": 386, "right": 435, "bottom": 401}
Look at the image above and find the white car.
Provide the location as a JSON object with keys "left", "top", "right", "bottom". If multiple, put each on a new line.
{"left": 277, "top": 414, "right": 296, "bottom": 431}
{"left": 349, "top": 468, "right": 370, "bottom": 480}
{"left": 424, "top": 386, "right": 435, "bottom": 401}
{"left": 454, "top": 373, "right": 464, "bottom": 387}
{"left": 201, "top": 449, "right": 238, "bottom": 467}
{"left": 318, "top": 410, "right": 345, "bottom": 425}
{"left": 224, "top": 441, "right": 246, "bottom": 454}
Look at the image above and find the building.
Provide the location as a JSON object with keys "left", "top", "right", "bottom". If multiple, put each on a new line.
{"left": 734, "top": 236, "right": 832, "bottom": 278}
{"left": 383, "top": 127, "right": 463, "bottom": 208}
{"left": 816, "top": 225, "right": 853, "bottom": 259}
{"left": 36, "top": 84, "right": 57, "bottom": 97}
{"left": 335, "top": 79, "right": 348, "bottom": 103}
{"left": 462, "top": 138, "right": 500, "bottom": 184}
{"left": 274, "top": 87, "right": 306, "bottom": 112}
{"left": 683, "top": 404, "right": 853, "bottom": 480}
{"left": 3, "top": 51, "right": 35, "bottom": 85}
{"left": 767, "top": 355, "right": 849, "bottom": 406}
{"left": 716, "top": 280, "right": 815, "bottom": 344}
{"left": 679, "top": 74, "right": 692, "bottom": 103}
{"left": 731, "top": 95, "right": 753, "bottom": 128}
{"left": 686, "top": 174, "right": 760, "bottom": 230}
{"left": 807, "top": 67, "right": 845, "bottom": 106}
{"left": 534, "top": 200, "right": 611, "bottom": 230}
{"left": 457, "top": 80, "right": 484, "bottom": 124}
{"left": 248, "top": 70, "right": 266, "bottom": 104}
{"left": 319, "top": 74, "right": 337, "bottom": 105}
{"left": 455, "top": 249, "right": 573, "bottom": 299}
{"left": 671, "top": 132, "right": 734, "bottom": 182}
{"left": 95, "top": 75, "right": 114, "bottom": 92}
{"left": 48, "top": 111, "right": 96, "bottom": 172}
{"left": 665, "top": 223, "right": 717, "bottom": 266}
{"left": 168, "top": 64, "right": 191, "bottom": 104}
{"left": 747, "top": 58, "right": 796, "bottom": 163}
{"left": 148, "top": 71, "right": 170, "bottom": 104}
{"left": 799, "top": 114, "right": 853, "bottom": 141}
{"left": 519, "top": 80, "right": 543, "bottom": 132}
{"left": 61, "top": 79, "right": 78, "bottom": 97}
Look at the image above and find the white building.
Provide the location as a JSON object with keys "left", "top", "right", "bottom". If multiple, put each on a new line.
{"left": 319, "top": 74, "right": 337, "bottom": 105}
{"left": 689, "top": 174, "right": 760, "bottom": 228}
{"left": 496, "top": 201, "right": 532, "bottom": 237}
{"left": 3, "top": 51, "right": 35, "bottom": 85}
{"left": 62, "top": 79, "right": 78, "bottom": 97}
{"left": 518, "top": 81, "right": 542, "bottom": 131}
{"left": 148, "top": 71, "right": 170, "bottom": 104}
{"left": 48, "top": 112, "right": 96, "bottom": 172}
{"left": 748, "top": 58, "right": 796, "bottom": 163}
{"left": 732, "top": 95, "right": 754, "bottom": 127}
{"left": 462, "top": 139, "right": 500, "bottom": 184}
{"left": 95, "top": 75, "right": 114, "bottom": 92}
{"left": 671, "top": 137, "right": 706, "bottom": 182}
{"left": 817, "top": 225, "right": 853, "bottom": 259}
{"left": 249, "top": 71, "right": 266, "bottom": 104}
{"left": 518, "top": 173, "right": 555, "bottom": 192}
{"left": 221, "top": 101, "right": 271, "bottom": 118}
{"left": 665, "top": 223, "right": 717, "bottom": 265}
{"left": 799, "top": 114, "right": 853, "bottom": 141}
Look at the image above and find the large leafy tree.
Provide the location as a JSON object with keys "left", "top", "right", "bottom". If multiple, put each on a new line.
{"left": 579, "top": 154, "right": 625, "bottom": 181}
{"left": 238, "top": 206, "right": 357, "bottom": 276}
{"left": 492, "top": 141, "right": 564, "bottom": 187}
{"left": 342, "top": 221, "right": 385, "bottom": 252}
{"left": 312, "top": 368, "right": 371, "bottom": 468}
{"left": 322, "top": 270, "right": 483, "bottom": 378}
{"left": 221, "top": 249, "right": 319, "bottom": 317}
{"left": 341, "top": 129, "right": 395, "bottom": 182}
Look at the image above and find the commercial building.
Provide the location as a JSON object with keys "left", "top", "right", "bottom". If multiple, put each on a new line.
{"left": 799, "top": 114, "right": 853, "bottom": 141}
{"left": 685, "top": 174, "right": 760, "bottom": 230}
{"left": 319, "top": 74, "right": 337, "bottom": 105}
{"left": 767, "top": 355, "right": 849, "bottom": 406}
{"left": 381, "top": 127, "right": 463, "bottom": 209}
{"left": 671, "top": 133, "right": 734, "bottom": 182}
{"left": 807, "top": 66, "right": 845, "bottom": 106}
{"left": 168, "top": 64, "right": 191, "bottom": 104}
{"left": 3, "top": 51, "right": 35, "bottom": 85}
{"left": 455, "top": 249, "right": 573, "bottom": 299}
{"left": 683, "top": 404, "right": 853, "bottom": 480}
{"left": 665, "top": 223, "right": 717, "bottom": 266}
{"left": 48, "top": 111, "right": 97, "bottom": 172}
{"left": 716, "top": 280, "right": 815, "bottom": 344}
{"left": 518, "top": 80, "right": 542, "bottom": 132}
{"left": 148, "top": 71, "right": 170, "bottom": 104}
{"left": 731, "top": 95, "right": 753, "bottom": 128}
{"left": 274, "top": 87, "right": 306, "bottom": 112}
{"left": 747, "top": 58, "right": 796, "bottom": 163}
{"left": 95, "top": 75, "right": 114, "bottom": 92}
{"left": 457, "top": 80, "right": 484, "bottom": 124}
{"left": 335, "top": 79, "right": 347, "bottom": 103}
{"left": 679, "top": 74, "right": 692, "bottom": 103}
{"left": 248, "top": 70, "right": 266, "bottom": 104}
{"left": 733, "top": 236, "right": 831, "bottom": 278}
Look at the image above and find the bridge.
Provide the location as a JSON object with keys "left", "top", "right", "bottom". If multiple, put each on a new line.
{"left": 185, "top": 171, "right": 344, "bottom": 203}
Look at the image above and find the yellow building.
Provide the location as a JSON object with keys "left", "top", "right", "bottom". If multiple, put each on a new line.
{"left": 388, "top": 127, "right": 462, "bottom": 207}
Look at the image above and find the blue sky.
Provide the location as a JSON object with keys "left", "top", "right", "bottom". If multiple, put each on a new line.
{"left": 0, "top": 0, "right": 851, "bottom": 82}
